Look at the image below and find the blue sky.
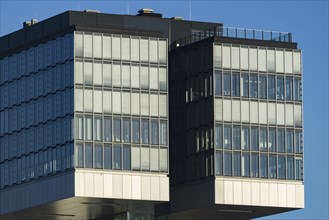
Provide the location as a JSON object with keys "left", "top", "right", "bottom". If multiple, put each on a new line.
{"left": 0, "top": 0, "right": 328, "bottom": 219}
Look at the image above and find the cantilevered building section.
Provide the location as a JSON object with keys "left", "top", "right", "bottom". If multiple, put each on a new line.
{"left": 0, "top": 9, "right": 303, "bottom": 220}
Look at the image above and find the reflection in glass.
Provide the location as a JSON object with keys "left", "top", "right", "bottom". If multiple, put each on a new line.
{"left": 250, "top": 74, "right": 258, "bottom": 98}
{"left": 268, "top": 75, "right": 276, "bottom": 99}
{"left": 123, "top": 119, "right": 130, "bottom": 143}
{"left": 277, "top": 76, "right": 284, "bottom": 100}
{"left": 216, "top": 151, "right": 223, "bottom": 176}
{"left": 224, "top": 125, "right": 231, "bottom": 149}
{"left": 233, "top": 153, "right": 241, "bottom": 176}
{"left": 242, "top": 153, "right": 250, "bottom": 177}
{"left": 123, "top": 145, "right": 131, "bottom": 170}
{"left": 104, "top": 117, "right": 112, "bottom": 142}
{"left": 85, "top": 144, "right": 93, "bottom": 168}
{"left": 260, "top": 154, "right": 268, "bottom": 178}
{"left": 251, "top": 153, "right": 259, "bottom": 177}
{"left": 151, "top": 120, "right": 159, "bottom": 145}
{"left": 113, "top": 118, "right": 121, "bottom": 142}
{"left": 104, "top": 144, "right": 112, "bottom": 169}
{"left": 278, "top": 155, "right": 286, "bottom": 179}
{"left": 95, "top": 144, "right": 103, "bottom": 168}
{"left": 142, "top": 119, "right": 149, "bottom": 144}
{"left": 259, "top": 75, "right": 267, "bottom": 99}
{"left": 233, "top": 126, "right": 241, "bottom": 150}
{"left": 269, "top": 155, "right": 277, "bottom": 178}
{"left": 132, "top": 119, "right": 140, "bottom": 143}
{"left": 113, "top": 145, "right": 121, "bottom": 169}
{"left": 215, "top": 71, "right": 222, "bottom": 96}
{"left": 224, "top": 152, "right": 232, "bottom": 176}
{"left": 241, "top": 73, "right": 249, "bottom": 97}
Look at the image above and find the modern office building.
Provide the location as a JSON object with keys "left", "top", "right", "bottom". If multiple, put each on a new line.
{"left": 0, "top": 9, "right": 303, "bottom": 220}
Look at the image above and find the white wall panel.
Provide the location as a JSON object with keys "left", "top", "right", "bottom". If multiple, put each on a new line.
{"left": 84, "top": 172, "right": 94, "bottom": 197}
{"left": 233, "top": 181, "right": 242, "bottom": 205}
{"left": 269, "top": 183, "right": 278, "bottom": 206}
{"left": 268, "top": 103, "right": 276, "bottom": 125}
{"left": 277, "top": 103, "right": 285, "bottom": 125}
{"left": 104, "top": 173, "right": 113, "bottom": 198}
{"left": 122, "top": 175, "right": 132, "bottom": 199}
{"left": 251, "top": 182, "right": 260, "bottom": 206}
{"left": 215, "top": 180, "right": 224, "bottom": 204}
{"left": 278, "top": 184, "right": 287, "bottom": 207}
{"left": 259, "top": 102, "right": 267, "bottom": 124}
{"left": 160, "top": 176, "right": 169, "bottom": 201}
{"left": 232, "top": 100, "right": 241, "bottom": 122}
{"left": 132, "top": 175, "right": 142, "bottom": 200}
{"left": 224, "top": 181, "right": 233, "bottom": 204}
{"left": 214, "top": 99, "right": 223, "bottom": 121}
{"left": 150, "top": 176, "right": 160, "bottom": 201}
{"left": 141, "top": 176, "right": 151, "bottom": 200}
{"left": 285, "top": 104, "right": 294, "bottom": 126}
{"left": 113, "top": 174, "right": 123, "bottom": 198}
{"left": 250, "top": 101, "right": 258, "bottom": 124}
{"left": 242, "top": 181, "right": 251, "bottom": 205}
{"left": 286, "top": 184, "right": 296, "bottom": 207}
{"left": 94, "top": 173, "right": 104, "bottom": 198}
{"left": 223, "top": 99, "right": 232, "bottom": 122}
{"left": 260, "top": 183, "right": 269, "bottom": 206}
{"left": 241, "top": 101, "right": 249, "bottom": 123}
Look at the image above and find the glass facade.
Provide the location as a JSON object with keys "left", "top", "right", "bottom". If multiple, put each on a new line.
{"left": 214, "top": 44, "right": 303, "bottom": 181}
{"left": 0, "top": 34, "right": 74, "bottom": 189}
{"left": 74, "top": 32, "right": 168, "bottom": 173}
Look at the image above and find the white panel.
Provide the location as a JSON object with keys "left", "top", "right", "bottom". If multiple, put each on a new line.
{"left": 150, "top": 176, "right": 160, "bottom": 201}
{"left": 223, "top": 99, "right": 232, "bottom": 122}
{"left": 231, "top": 46, "right": 240, "bottom": 70}
{"left": 286, "top": 104, "right": 294, "bottom": 126}
{"left": 241, "top": 101, "right": 249, "bottom": 123}
{"left": 75, "top": 89, "right": 83, "bottom": 112}
{"left": 294, "top": 104, "right": 302, "bottom": 127}
{"left": 222, "top": 46, "right": 231, "bottom": 69}
{"left": 214, "top": 99, "right": 223, "bottom": 121}
{"left": 113, "top": 174, "right": 123, "bottom": 199}
{"left": 94, "top": 173, "right": 104, "bottom": 198}
{"left": 242, "top": 181, "right": 251, "bottom": 205}
{"left": 141, "top": 176, "right": 151, "bottom": 200}
{"left": 84, "top": 172, "right": 94, "bottom": 197}
{"left": 94, "top": 90, "right": 102, "bottom": 113}
{"left": 232, "top": 100, "right": 240, "bottom": 122}
{"left": 103, "top": 91, "right": 112, "bottom": 113}
{"left": 259, "top": 102, "right": 267, "bottom": 124}
{"left": 131, "top": 93, "right": 140, "bottom": 115}
{"left": 258, "top": 49, "right": 266, "bottom": 72}
{"left": 122, "top": 92, "right": 131, "bottom": 115}
{"left": 132, "top": 175, "right": 141, "bottom": 200}
{"left": 251, "top": 182, "right": 260, "bottom": 206}
{"left": 159, "top": 94, "right": 167, "bottom": 117}
{"left": 277, "top": 103, "right": 285, "bottom": 125}
{"left": 213, "top": 45, "right": 222, "bottom": 68}
{"left": 75, "top": 172, "right": 84, "bottom": 196}
{"left": 276, "top": 50, "right": 284, "bottom": 73}
{"left": 286, "top": 184, "right": 296, "bottom": 207}
{"left": 260, "top": 183, "right": 269, "bottom": 206}
{"left": 122, "top": 175, "right": 132, "bottom": 199}
{"left": 150, "top": 94, "right": 158, "bottom": 116}
{"left": 84, "top": 90, "right": 93, "bottom": 112}
{"left": 224, "top": 180, "right": 233, "bottom": 204}
{"left": 160, "top": 177, "right": 169, "bottom": 201}
{"left": 215, "top": 180, "right": 224, "bottom": 204}
{"left": 285, "top": 51, "right": 293, "bottom": 74}
{"left": 293, "top": 52, "right": 301, "bottom": 74}
{"left": 249, "top": 48, "right": 257, "bottom": 71}
{"left": 268, "top": 103, "right": 276, "bottom": 125}
{"left": 250, "top": 101, "right": 258, "bottom": 124}
{"left": 113, "top": 91, "right": 121, "bottom": 114}
{"left": 278, "top": 184, "right": 287, "bottom": 207}
{"left": 295, "top": 184, "right": 305, "bottom": 208}
{"left": 141, "top": 93, "right": 149, "bottom": 116}
{"left": 240, "top": 47, "right": 249, "bottom": 70}
{"left": 233, "top": 181, "right": 242, "bottom": 205}
{"left": 269, "top": 183, "right": 278, "bottom": 206}
{"left": 104, "top": 173, "right": 113, "bottom": 198}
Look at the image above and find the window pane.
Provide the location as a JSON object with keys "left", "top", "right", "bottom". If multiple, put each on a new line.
{"left": 123, "top": 145, "right": 131, "bottom": 170}
{"left": 233, "top": 126, "right": 241, "bottom": 150}
{"left": 85, "top": 117, "right": 92, "bottom": 140}
{"left": 296, "top": 158, "right": 303, "bottom": 180}
{"left": 251, "top": 127, "right": 258, "bottom": 151}
{"left": 84, "top": 62, "right": 92, "bottom": 85}
{"left": 251, "top": 153, "right": 259, "bottom": 177}
{"left": 231, "top": 46, "right": 240, "bottom": 69}
{"left": 233, "top": 153, "right": 241, "bottom": 176}
{"left": 293, "top": 52, "right": 301, "bottom": 74}
{"left": 140, "top": 66, "right": 149, "bottom": 89}
{"left": 151, "top": 120, "right": 159, "bottom": 145}
{"left": 224, "top": 152, "right": 232, "bottom": 176}
{"left": 122, "top": 65, "right": 130, "bottom": 88}
{"left": 287, "top": 130, "right": 294, "bottom": 153}
{"left": 259, "top": 128, "right": 267, "bottom": 151}
{"left": 132, "top": 146, "right": 140, "bottom": 170}
{"left": 76, "top": 144, "right": 84, "bottom": 167}
{"left": 214, "top": 45, "right": 222, "bottom": 68}
{"left": 295, "top": 130, "right": 303, "bottom": 153}
{"left": 159, "top": 94, "right": 167, "bottom": 117}
{"left": 278, "top": 155, "right": 286, "bottom": 179}
{"left": 277, "top": 76, "right": 284, "bottom": 100}
{"left": 141, "top": 147, "right": 150, "bottom": 171}
{"left": 159, "top": 67, "right": 167, "bottom": 91}
{"left": 267, "top": 49, "right": 275, "bottom": 72}
{"left": 250, "top": 74, "right": 258, "bottom": 98}
{"left": 93, "top": 62, "right": 102, "bottom": 85}
{"left": 222, "top": 45, "right": 231, "bottom": 69}
{"left": 215, "top": 124, "right": 223, "bottom": 149}
{"left": 242, "top": 126, "right": 250, "bottom": 150}
{"left": 112, "top": 64, "right": 121, "bottom": 87}
{"left": 85, "top": 144, "right": 93, "bottom": 168}
{"left": 276, "top": 50, "right": 284, "bottom": 73}
{"left": 285, "top": 77, "right": 293, "bottom": 100}
{"left": 93, "top": 34, "right": 102, "bottom": 58}
{"left": 95, "top": 144, "right": 103, "bottom": 168}
{"left": 104, "top": 117, "right": 112, "bottom": 142}
{"left": 132, "top": 119, "right": 140, "bottom": 143}
{"left": 113, "top": 118, "right": 121, "bottom": 142}
{"left": 294, "top": 78, "right": 302, "bottom": 101}
{"left": 150, "top": 148, "right": 159, "bottom": 171}
{"left": 258, "top": 48, "right": 266, "bottom": 72}
{"left": 112, "top": 36, "right": 121, "bottom": 60}
{"left": 287, "top": 156, "right": 294, "bottom": 180}
{"left": 140, "top": 39, "right": 149, "bottom": 62}
{"left": 122, "top": 119, "right": 130, "bottom": 143}
{"left": 258, "top": 75, "right": 267, "bottom": 99}
{"left": 141, "top": 119, "right": 149, "bottom": 144}
{"left": 268, "top": 75, "right": 276, "bottom": 99}
{"left": 223, "top": 72, "right": 231, "bottom": 96}
{"left": 278, "top": 129, "right": 285, "bottom": 153}
{"left": 131, "top": 65, "right": 140, "bottom": 89}
{"left": 269, "top": 155, "right": 277, "bottom": 179}
{"left": 74, "top": 33, "right": 83, "bottom": 57}
{"left": 159, "top": 40, "right": 167, "bottom": 64}
{"left": 241, "top": 73, "right": 249, "bottom": 97}
{"left": 103, "top": 90, "right": 112, "bottom": 113}
{"left": 131, "top": 93, "right": 140, "bottom": 115}
{"left": 76, "top": 117, "right": 83, "bottom": 140}
{"left": 242, "top": 153, "right": 250, "bottom": 177}
{"left": 103, "top": 63, "right": 111, "bottom": 86}
{"left": 260, "top": 154, "right": 268, "bottom": 178}
{"left": 223, "top": 125, "right": 231, "bottom": 149}
{"left": 159, "top": 148, "right": 168, "bottom": 172}
{"left": 285, "top": 51, "right": 293, "bottom": 73}
{"left": 113, "top": 145, "right": 121, "bottom": 169}
{"left": 112, "top": 91, "right": 121, "bottom": 114}
{"left": 269, "top": 128, "right": 276, "bottom": 152}
{"left": 131, "top": 37, "right": 140, "bottom": 62}
{"left": 215, "top": 71, "right": 222, "bottom": 96}
{"left": 249, "top": 48, "right": 257, "bottom": 71}
{"left": 122, "top": 37, "right": 130, "bottom": 61}
{"left": 232, "top": 72, "right": 240, "bottom": 97}
{"left": 216, "top": 151, "right": 223, "bottom": 176}
{"left": 94, "top": 117, "right": 102, "bottom": 141}
{"left": 104, "top": 144, "right": 112, "bottom": 169}
{"left": 160, "top": 121, "right": 167, "bottom": 145}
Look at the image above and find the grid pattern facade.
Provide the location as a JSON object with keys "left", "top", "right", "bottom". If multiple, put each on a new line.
{"left": 0, "top": 34, "right": 74, "bottom": 189}
{"left": 213, "top": 44, "right": 303, "bottom": 181}
{"left": 73, "top": 32, "right": 169, "bottom": 173}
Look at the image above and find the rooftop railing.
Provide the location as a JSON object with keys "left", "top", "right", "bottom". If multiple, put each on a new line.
{"left": 173, "top": 26, "right": 292, "bottom": 49}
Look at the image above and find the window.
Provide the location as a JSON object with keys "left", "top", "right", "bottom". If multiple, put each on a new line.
{"left": 241, "top": 73, "right": 249, "bottom": 97}
{"left": 294, "top": 78, "right": 302, "bottom": 101}
{"left": 122, "top": 92, "right": 131, "bottom": 115}
{"left": 286, "top": 130, "right": 294, "bottom": 153}
{"left": 224, "top": 152, "right": 232, "bottom": 176}
{"left": 123, "top": 145, "right": 131, "bottom": 170}
{"left": 242, "top": 153, "right": 250, "bottom": 177}
{"left": 233, "top": 126, "right": 241, "bottom": 150}
{"left": 251, "top": 127, "right": 258, "bottom": 151}
{"left": 269, "top": 128, "right": 276, "bottom": 152}
{"left": 84, "top": 34, "right": 92, "bottom": 58}
{"left": 214, "top": 45, "right": 222, "bottom": 68}
{"left": 132, "top": 146, "right": 140, "bottom": 170}
{"left": 215, "top": 71, "right": 222, "bottom": 96}
{"left": 132, "top": 119, "right": 140, "bottom": 144}
{"left": 287, "top": 156, "right": 295, "bottom": 180}
{"left": 223, "top": 125, "right": 231, "bottom": 149}
{"left": 295, "top": 130, "right": 303, "bottom": 153}
{"left": 159, "top": 67, "right": 167, "bottom": 91}
{"left": 85, "top": 117, "right": 92, "bottom": 140}
{"left": 113, "top": 118, "right": 121, "bottom": 142}
{"left": 277, "top": 76, "right": 284, "bottom": 100}
{"left": 74, "top": 33, "right": 83, "bottom": 57}
{"left": 223, "top": 72, "right": 231, "bottom": 96}
{"left": 131, "top": 93, "right": 140, "bottom": 115}
{"left": 76, "top": 116, "right": 83, "bottom": 140}
{"left": 216, "top": 151, "right": 223, "bottom": 176}
{"left": 151, "top": 120, "right": 159, "bottom": 145}
{"left": 259, "top": 127, "right": 267, "bottom": 151}
{"left": 142, "top": 119, "right": 149, "bottom": 144}
{"left": 75, "top": 61, "right": 83, "bottom": 84}
{"left": 122, "top": 119, "right": 130, "bottom": 143}
{"left": 131, "top": 37, "right": 140, "bottom": 62}
{"left": 251, "top": 153, "right": 259, "bottom": 177}
{"left": 278, "top": 155, "right": 286, "bottom": 179}
{"left": 231, "top": 46, "right": 240, "bottom": 69}
{"left": 242, "top": 126, "right": 250, "bottom": 150}
{"left": 233, "top": 153, "right": 241, "bottom": 176}
{"left": 76, "top": 144, "right": 84, "bottom": 167}
{"left": 150, "top": 67, "right": 158, "bottom": 90}
{"left": 149, "top": 39, "right": 158, "bottom": 63}
{"left": 150, "top": 148, "right": 159, "bottom": 171}
{"left": 159, "top": 121, "right": 167, "bottom": 145}
{"left": 259, "top": 75, "right": 267, "bottom": 99}
{"left": 269, "top": 155, "right": 277, "bottom": 179}
{"left": 95, "top": 144, "right": 103, "bottom": 168}
{"left": 94, "top": 117, "right": 102, "bottom": 141}
{"left": 122, "top": 37, "right": 130, "bottom": 61}
{"left": 104, "top": 117, "right": 112, "bottom": 142}
{"left": 85, "top": 144, "right": 93, "bottom": 168}
{"left": 231, "top": 72, "right": 240, "bottom": 97}
{"left": 268, "top": 75, "right": 276, "bottom": 99}
{"left": 113, "top": 91, "right": 121, "bottom": 114}
{"left": 159, "top": 148, "right": 168, "bottom": 172}
{"left": 249, "top": 74, "right": 258, "bottom": 98}
{"left": 215, "top": 124, "right": 223, "bottom": 149}
{"left": 278, "top": 129, "right": 285, "bottom": 153}
{"left": 286, "top": 77, "right": 293, "bottom": 100}
{"left": 267, "top": 49, "right": 275, "bottom": 72}
{"left": 260, "top": 154, "right": 268, "bottom": 178}
{"left": 113, "top": 145, "right": 121, "bottom": 169}
{"left": 141, "top": 147, "right": 150, "bottom": 170}
{"left": 296, "top": 158, "right": 303, "bottom": 180}
{"left": 103, "top": 35, "right": 111, "bottom": 59}
{"left": 104, "top": 144, "right": 112, "bottom": 169}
